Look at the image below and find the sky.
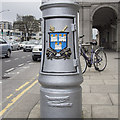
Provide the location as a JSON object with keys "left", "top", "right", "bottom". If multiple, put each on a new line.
{"left": 0, "top": 0, "right": 42, "bottom": 23}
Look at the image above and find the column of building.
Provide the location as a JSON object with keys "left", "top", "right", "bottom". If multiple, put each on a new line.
{"left": 79, "top": 3, "right": 92, "bottom": 43}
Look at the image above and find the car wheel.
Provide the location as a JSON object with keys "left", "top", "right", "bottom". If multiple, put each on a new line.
{"left": 11, "top": 46, "right": 13, "bottom": 51}
{"left": 17, "top": 46, "right": 20, "bottom": 50}
{"left": 32, "top": 56, "right": 37, "bottom": 61}
{"left": 6, "top": 50, "right": 11, "bottom": 58}
{"left": 23, "top": 49, "right": 26, "bottom": 52}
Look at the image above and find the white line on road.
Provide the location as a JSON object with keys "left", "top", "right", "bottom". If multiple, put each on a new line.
{"left": 14, "top": 58, "right": 19, "bottom": 60}
{"left": 22, "top": 56, "right": 26, "bottom": 59}
{"left": 18, "top": 64, "right": 24, "bottom": 67}
{"left": 29, "top": 63, "right": 34, "bottom": 65}
{"left": 5, "top": 60, "right": 11, "bottom": 63}
{"left": 0, "top": 81, "right": 2, "bottom": 84}
{"left": 27, "top": 61, "right": 31, "bottom": 63}
{"left": 5, "top": 68, "right": 15, "bottom": 73}
{"left": 27, "top": 55, "right": 30, "bottom": 57}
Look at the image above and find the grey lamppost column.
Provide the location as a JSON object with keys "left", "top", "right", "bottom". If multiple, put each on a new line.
{"left": 39, "top": 0, "right": 83, "bottom": 118}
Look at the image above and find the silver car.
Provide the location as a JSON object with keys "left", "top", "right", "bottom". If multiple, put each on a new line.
{"left": 7, "top": 40, "right": 19, "bottom": 51}
{"left": 19, "top": 41, "right": 28, "bottom": 49}
{"left": 23, "top": 40, "right": 39, "bottom": 52}
{"left": 0, "top": 38, "right": 12, "bottom": 58}
{"left": 32, "top": 41, "right": 42, "bottom": 61}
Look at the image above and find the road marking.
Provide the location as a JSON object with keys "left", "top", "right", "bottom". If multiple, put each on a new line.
{"left": 5, "top": 68, "right": 15, "bottom": 73}
{"left": 16, "top": 82, "right": 30, "bottom": 91}
{"left": 27, "top": 55, "right": 30, "bottom": 57}
{"left": 0, "top": 81, "right": 2, "bottom": 84}
{"left": 37, "top": 74, "right": 39, "bottom": 77}
{"left": 7, "top": 72, "right": 15, "bottom": 75}
{"left": 22, "top": 56, "right": 26, "bottom": 59}
{"left": 27, "top": 61, "right": 31, "bottom": 63}
{"left": 29, "top": 63, "right": 34, "bottom": 64}
{"left": 22, "top": 66, "right": 30, "bottom": 69}
{"left": 18, "top": 64, "right": 24, "bottom": 67}
{"left": 14, "top": 58, "right": 19, "bottom": 60}
{"left": 0, "top": 80, "right": 38, "bottom": 116}
{"left": 17, "top": 72, "right": 20, "bottom": 74}
{"left": 5, "top": 60, "right": 11, "bottom": 63}
{"left": 7, "top": 94, "right": 13, "bottom": 99}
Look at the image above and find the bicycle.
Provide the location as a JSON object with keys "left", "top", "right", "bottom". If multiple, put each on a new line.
{"left": 79, "top": 35, "right": 107, "bottom": 74}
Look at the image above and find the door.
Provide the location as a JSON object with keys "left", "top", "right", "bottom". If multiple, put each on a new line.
{"left": 42, "top": 17, "right": 77, "bottom": 73}
{"left": 0, "top": 38, "right": 8, "bottom": 55}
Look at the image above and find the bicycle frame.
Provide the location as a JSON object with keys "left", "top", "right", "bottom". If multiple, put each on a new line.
{"left": 94, "top": 47, "right": 104, "bottom": 64}
{"left": 79, "top": 35, "right": 107, "bottom": 73}
{"left": 80, "top": 45, "right": 95, "bottom": 67}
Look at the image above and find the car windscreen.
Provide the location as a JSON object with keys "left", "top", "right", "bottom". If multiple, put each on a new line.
{"left": 0, "top": 38, "right": 5, "bottom": 44}
{"left": 21, "top": 41, "right": 28, "bottom": 44}
{"left": 27, "top": 41, "right": 39, "bottom": 45}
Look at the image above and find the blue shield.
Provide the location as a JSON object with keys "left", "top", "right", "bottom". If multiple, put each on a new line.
{"left": 49, "top": 32, "right": 68, "bottom": 53}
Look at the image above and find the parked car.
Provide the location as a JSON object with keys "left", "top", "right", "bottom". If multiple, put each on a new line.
{"left": 7, "top": 40, "right": 20, "bottom": 50}
{"left": 0, "top": 38, "right": 12, "bottom": 58}
{"left": 23, "top": 40, "right": 39, "bottom": 52}
{"left": 32, "top": 41, "right": 42, "bottom": 61}
{"left": 19, "top": 41, "right": 28, "bottom": 49}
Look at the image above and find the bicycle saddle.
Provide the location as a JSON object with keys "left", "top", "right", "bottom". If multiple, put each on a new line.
{"left": 90, "top": 41, "right": 97, "bottom": 45}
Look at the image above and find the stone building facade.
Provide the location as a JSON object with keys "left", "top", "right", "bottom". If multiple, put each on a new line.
{"left": 78, "top": 0, "right": 120, "bottom": 51}
{"left": 42, "top": 0, "right": 120, "bottom": 51}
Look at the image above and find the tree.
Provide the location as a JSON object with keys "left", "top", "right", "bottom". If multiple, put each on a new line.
{"left": 16, "top": 14, "right": 22, "bottom": 21}
{"left": 13, "top": 15, "right": 41, "bottom": 40}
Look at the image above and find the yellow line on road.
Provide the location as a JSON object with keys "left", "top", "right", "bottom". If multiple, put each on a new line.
{"left": 6, "top": 75, "right": 38, "bottom": 101}
{"left": 0, "top": 80, "right": 38, "bottom": 117}
{"left": 37, "top": 74, "right": 39, "bottom": 77}
{"left": 6, "top": 94, "right": 13, "bottom": 99}
{"left": 16, "top": 82, "right": 30, "bottom": 91}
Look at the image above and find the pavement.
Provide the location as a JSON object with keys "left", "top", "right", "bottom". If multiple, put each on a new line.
{"left": 3, "top": 51, "right": 119, "bottom": 119}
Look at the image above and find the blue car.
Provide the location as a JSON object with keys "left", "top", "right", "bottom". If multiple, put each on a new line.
{"left": 0, "top": 37, "right": 12, "bottom": 58}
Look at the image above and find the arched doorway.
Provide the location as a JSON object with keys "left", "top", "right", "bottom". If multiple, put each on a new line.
{"left": 92, "top": 6, "right": 117, "bottom": 50}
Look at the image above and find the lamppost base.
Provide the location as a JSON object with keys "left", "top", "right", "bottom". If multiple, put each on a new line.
{"left": 40, "top": 86, "right": 82, "bottom": 118}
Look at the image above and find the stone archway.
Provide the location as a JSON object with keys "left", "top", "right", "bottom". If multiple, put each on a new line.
{"left": 92, "top": 5, "right": 118, "bottom": 50}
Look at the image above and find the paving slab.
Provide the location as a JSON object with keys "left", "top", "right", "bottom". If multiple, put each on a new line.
{"left": 92, "top": 105, "right": 118, "bottom": 118}
{"left": 81, "top": 85, "right": 90, "bottom": 93}
{"left": 28, "top": 103, "right": 40, "bottom": 118}
{"left": 82, "top": 93, "right": 112, "bottom": 105}
{"left": 104, "top": 80, "right": 118, "bottom": 85}
{"left": 83, "top": 76, "right": 90, "bottom": 80}
{"left": 113, "top": 75, "right": 118, "bottom": 80}
{"left": 91, "top": 85, "right": 118, "bottom": 93}
{"left": 90, "top": 75, "right": 115, "bottom": 80}
{"left": 82, "top": 105, "right": 92, "bottom": 118}
{"left": 82, "top": 80, "right": 104, "bottom": 85}
{"left": 109, "top": 93, "right": 118, "bottom": 105}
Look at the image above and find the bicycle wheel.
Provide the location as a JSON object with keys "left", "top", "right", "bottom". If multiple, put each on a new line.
{"left": 80, "top": 55, "right": 87, "bottom": 74}
{"left": 94, "top": 49, "right": 107, "bottom": 71}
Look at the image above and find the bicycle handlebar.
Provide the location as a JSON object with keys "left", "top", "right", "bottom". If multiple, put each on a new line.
{"left": 79, "top": 35, "right": 85, "bottom": 39}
